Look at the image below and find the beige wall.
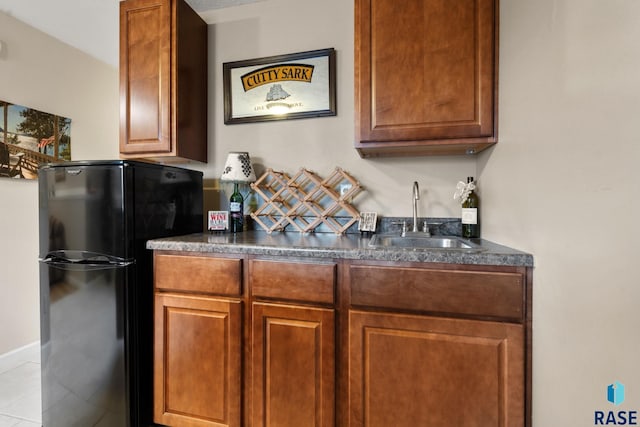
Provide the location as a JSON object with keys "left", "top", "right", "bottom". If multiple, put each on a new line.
{"left": 2, "top": 0, "right": 640, "bottom": 424}
{"left": 482, "top": 0, "right": 640, "bottom": 424}
{"left": 0, "top": 12, "right": 118, "bottom": 354}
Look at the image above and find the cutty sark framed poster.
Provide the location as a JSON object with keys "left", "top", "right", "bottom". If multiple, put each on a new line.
{"left": 223, "top": 48, "right": 336, "bottom": 124}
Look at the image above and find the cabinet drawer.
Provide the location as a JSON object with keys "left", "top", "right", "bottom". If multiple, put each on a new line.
{"left": 350, "top": 265, "right": 524, "bottom": 321}
{"left": 154, "top": 253, "right": 242, "bottom": 296}
{"left": 250, "top": 259, "right": 336, "bottom": 304}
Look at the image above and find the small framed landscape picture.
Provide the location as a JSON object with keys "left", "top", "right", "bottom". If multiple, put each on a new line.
{"left": 1, "top": 100, "right": 71, "bottom": 179}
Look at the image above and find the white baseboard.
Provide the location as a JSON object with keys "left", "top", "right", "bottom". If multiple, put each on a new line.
{"left": 0, "top": 340, "right": 40, "bottom": 361}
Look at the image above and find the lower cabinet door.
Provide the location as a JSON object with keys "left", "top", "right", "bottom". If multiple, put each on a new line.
{"left": 251, "top": 302, "right": 335, "bottom": 427}
{"left": 349, "top": 310, "right": 524, "bottom": 427}
{"left": 154, "top": 293, "right": 242, "bottom": 427}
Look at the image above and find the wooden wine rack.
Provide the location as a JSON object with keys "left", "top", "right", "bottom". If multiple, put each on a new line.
{"left": 250, "top": 167, "right": 363, "bottom": 234}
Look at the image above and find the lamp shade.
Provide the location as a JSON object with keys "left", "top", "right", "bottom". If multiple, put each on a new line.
{"left": 220, "top": 152, "right": 256, "bottom": 182}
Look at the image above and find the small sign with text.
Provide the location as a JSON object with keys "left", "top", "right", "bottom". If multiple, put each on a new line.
{"left": 208, "top": 211, "right": 228, "bottom": 232}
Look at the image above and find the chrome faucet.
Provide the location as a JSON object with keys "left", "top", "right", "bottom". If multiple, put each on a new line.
{"left": 395, "top": 182, "right": 429, "bottom": 237}
{"left": 406, "top": 181, "right": 430, "bottom": 236}
{"left": 412, "top": 181, "right": 419, "bottom": 232}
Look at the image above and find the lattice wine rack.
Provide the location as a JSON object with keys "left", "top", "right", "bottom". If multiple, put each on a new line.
{"left": 250, "top": 167, "right": 363, "bottom": 234}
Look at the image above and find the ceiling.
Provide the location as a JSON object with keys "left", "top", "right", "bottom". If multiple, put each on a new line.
{"left": 0, "top": 0, "right": 263, "bottom": 68}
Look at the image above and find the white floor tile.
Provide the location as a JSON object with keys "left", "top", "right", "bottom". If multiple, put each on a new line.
{"left": 0, "top": 344, "right": 42, "bottom": 425}
{"left": 0, "top": 414, "right": 38, "bottom": 427}
{"left": 9, "top": 421, "right": 39, "bottom": 427}
{"left": 0, "top": 414, "right": 19, "bottom": 427}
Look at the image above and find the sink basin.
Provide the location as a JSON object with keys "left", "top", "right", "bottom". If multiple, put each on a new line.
{"left": 369, "top": 234, "right": 483, "bottom": 250}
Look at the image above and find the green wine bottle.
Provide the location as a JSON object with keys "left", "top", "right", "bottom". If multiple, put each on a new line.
{"left": 229, "top": 182, "right": 244, "bottom": 233}
{"left": 461, "top": 177, "right": 479, "bottom": 238}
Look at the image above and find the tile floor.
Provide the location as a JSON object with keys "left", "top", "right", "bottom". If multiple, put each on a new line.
{"left": 0, "top": 342, "right": 41, "bottom": 427}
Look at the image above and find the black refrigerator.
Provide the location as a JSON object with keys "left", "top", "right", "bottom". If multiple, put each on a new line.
{"left": 38, "top": 160, "right": 203, "bottom": 427}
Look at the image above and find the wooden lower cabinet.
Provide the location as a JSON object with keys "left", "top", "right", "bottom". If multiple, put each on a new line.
{"left": 154, "top": 293, "right": 242, "bottom": 427}
{"left": 349, "top": 310, "right": 524, "bottom": 427}
{"left": 153, "top": 252, "right": 531, "bottom": 427}
{"left": 251, "top": 302, "right": 335, "bottom": 427}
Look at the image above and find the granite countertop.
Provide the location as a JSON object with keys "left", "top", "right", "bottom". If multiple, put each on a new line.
{"left": 147, "top": 231, "right": 533, "bottom": 267}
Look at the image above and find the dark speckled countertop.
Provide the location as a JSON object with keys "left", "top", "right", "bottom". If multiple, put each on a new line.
{"left": 147, "top": 231, "right": 533, "bottom": 267}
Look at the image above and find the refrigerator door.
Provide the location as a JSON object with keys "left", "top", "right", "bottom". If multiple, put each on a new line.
{"left": 38, "top": 163, "right": 129, "bottom": 259}
{"left": 39, "top": 261, "right": 131, "bottom": 427}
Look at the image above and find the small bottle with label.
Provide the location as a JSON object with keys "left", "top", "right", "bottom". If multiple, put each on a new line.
{"left": 461, "top": 177, "right": 479, "bottom": 238}
{"left": 229, "top": 182, "right": 244, "bottom": 233}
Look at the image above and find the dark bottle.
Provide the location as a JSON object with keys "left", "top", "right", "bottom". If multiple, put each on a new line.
{"left": 461, "top": 176, "right": 480, "bottom": 238}
{"left": 229, "top": 182, "right": 244, "bottom": 233}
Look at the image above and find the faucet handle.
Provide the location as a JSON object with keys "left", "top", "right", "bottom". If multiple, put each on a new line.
{"left": 391, "top": 220, "right": 408, "bottom": 236}
{"left": 422, "top": 220, "right": 431, "bottom": 236}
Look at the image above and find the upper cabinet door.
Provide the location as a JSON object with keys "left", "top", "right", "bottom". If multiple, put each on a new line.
{"left": 120, "top": 0, "right": 172, "bottom": 155}
{"left": 355, "top": 0, "right": 498, "bottom": 157}
{"left": 120, "top": 0, "right": 208, "bottom": 163}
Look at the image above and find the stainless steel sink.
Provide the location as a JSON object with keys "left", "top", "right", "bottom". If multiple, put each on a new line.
{"left": 368, "top": 234, "right": 483, "bottom": 250}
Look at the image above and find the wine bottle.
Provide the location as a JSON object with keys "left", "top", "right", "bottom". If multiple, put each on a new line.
{"left": 461, "top": 177, "right": 479, "bottom": 238}
{"left": 229, "top": 182, "right": 244, "bottom": 233}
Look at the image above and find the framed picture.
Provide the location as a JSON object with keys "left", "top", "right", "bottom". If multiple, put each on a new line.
{"left": 223, "top": 48, "right": 336, "bottom": 124}
{"left": 1, "top": 100, "right": 71, "bottom": 180}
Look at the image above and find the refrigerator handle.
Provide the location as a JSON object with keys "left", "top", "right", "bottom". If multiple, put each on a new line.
{"left": 39, "top": 250, "right": 135, "bottom": 270}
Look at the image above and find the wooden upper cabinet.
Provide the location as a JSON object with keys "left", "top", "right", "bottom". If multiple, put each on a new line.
{"left": 120, "top": 0, "right": 207, "bottom": 163}
{"left": 354, "top": 0, "right": 498, "bottom": 157}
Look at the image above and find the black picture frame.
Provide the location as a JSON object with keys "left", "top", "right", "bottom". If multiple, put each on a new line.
{"left": 223, "top": 48, "right": 336, "bottom": 124}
